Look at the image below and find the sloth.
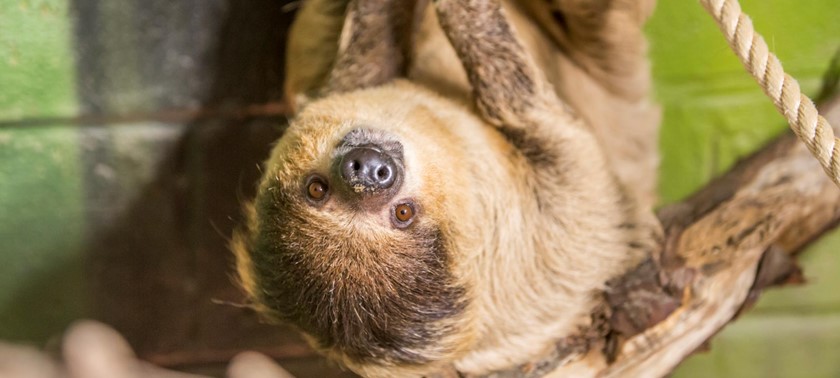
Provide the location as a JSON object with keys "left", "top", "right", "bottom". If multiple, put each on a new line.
{"left": 232, "top": 0, "right": 662, "bottom": 376}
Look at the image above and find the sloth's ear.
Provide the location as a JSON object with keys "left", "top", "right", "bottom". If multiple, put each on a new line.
{"left": 322, "top": 0, "right": 416, "bottom": 95}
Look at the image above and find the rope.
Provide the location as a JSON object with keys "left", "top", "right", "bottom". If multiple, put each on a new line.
{"left": 699, "top": 0, "right": 840, "bottom": 188}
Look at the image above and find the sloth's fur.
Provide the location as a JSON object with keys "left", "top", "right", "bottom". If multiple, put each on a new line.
{"left": 233, "top": 0, "right": 661, "bottom": 376}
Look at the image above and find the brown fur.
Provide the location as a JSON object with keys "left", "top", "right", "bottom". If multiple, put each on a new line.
{"left": 235, "top": 0, "right": 661, "bottom": 376}
{"left": 323, "top": 0, "right": 416, "bottom": 94}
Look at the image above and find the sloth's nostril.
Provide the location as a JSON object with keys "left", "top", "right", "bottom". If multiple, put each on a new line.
{"left": 338, "top": 147, "right": 399, "bottom": 192}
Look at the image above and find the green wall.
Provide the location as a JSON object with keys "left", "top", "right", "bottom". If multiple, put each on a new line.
{"left": 0, "top": 0, "right": 78, "bottom": 120}
{"left": 648, "top": 1, "right": 840, "bottom": 376}
{"left": 0, "top": 0, "right": 88, "bottom": 342}
{"left": 651, "top": 0, "right": 840, "bottom": 202}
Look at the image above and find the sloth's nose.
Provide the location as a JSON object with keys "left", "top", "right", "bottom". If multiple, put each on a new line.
{"left": 339, "top": 147, "right": 397, "bottom": 192}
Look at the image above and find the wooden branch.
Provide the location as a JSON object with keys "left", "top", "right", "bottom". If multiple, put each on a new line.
{"left": 452, "top": 83, "right": 840, "bottom": 378}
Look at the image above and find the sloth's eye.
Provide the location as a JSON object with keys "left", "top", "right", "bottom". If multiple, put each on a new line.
{"left": 395, "top": 204, "right": 413, "bottom": 221}
{"left": 308, "top": 181, "right": 327, "bottom": 199}
{"left": 305, "top": 176, "right": 329, "bottom": 202}
{"left": 392, "top": 202, "right": 416, "bottom": 227}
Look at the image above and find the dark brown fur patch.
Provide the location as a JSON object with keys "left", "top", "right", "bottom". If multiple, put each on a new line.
{"left": 243, "top": 182, "right": 465, "bottom": 364}
{"left": 498, "top": 125, "right": 559, "bottom": 167}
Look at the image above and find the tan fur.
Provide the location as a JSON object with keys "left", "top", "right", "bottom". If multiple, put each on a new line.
{"left": 411, "top": 0, "right": 661, "bottom": 204}
{"left": 235, "top": 0, "right": 662, "bottom": 376}
{"left": 283, "top": 0, "right": 348, "bottom": 108}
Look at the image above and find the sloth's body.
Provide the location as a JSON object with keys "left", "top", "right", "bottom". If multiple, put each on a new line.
{"left": 234, "top": 0, "right": 661, "bottom": 376}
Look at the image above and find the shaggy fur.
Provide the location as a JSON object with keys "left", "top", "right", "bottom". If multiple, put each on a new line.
{"left": 233, "top": 0, "right": 662, "bottom": 376}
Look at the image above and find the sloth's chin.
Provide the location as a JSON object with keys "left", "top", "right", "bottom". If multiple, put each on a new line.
{"left": 244, "top": 203, "right": 467, "bottom": 365}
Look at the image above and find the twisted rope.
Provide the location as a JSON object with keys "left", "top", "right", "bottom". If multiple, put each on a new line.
{"left": 699, "top": 0, "right": 840, "bottom": 188}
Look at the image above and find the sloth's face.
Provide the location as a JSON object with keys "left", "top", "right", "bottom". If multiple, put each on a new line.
{"left": 234, "top": 84, "right": 478, "bottom": 369}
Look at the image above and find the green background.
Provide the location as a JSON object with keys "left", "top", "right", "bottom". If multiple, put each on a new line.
{"left": 0, "top": 0, "right": 87, "bottom": 343}
{"left": 649, "top": 1, "right": 840, "bottom": 376}
{"left": 1, "top": 0, "right": 839, "bottom": 375}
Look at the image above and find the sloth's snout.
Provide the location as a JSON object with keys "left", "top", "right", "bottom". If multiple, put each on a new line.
{"left": 339, "top": 147, "right": 398, "bottom": 193}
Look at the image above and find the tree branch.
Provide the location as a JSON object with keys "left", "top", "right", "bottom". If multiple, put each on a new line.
{"left": 450, "top": 75, "right": 840, "bottom": 378}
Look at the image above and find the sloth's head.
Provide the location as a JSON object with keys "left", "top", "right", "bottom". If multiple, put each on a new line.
{"left": 233, "top": 82, "right": 483, "bottom": 373}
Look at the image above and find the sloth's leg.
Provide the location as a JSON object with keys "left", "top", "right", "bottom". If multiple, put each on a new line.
{"left": 323, "top": 0, "right": 417, "bottom": 94}
{"left": 530, "top": 0, "right": 656, "bottom": 97}
{"left": 547, "top": 0, "right": 656, "bottom": 53}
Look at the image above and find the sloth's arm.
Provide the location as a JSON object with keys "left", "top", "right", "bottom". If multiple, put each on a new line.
{"left": 323, "top": 0, "right": 416, "bottom": 94}
{"left": 434, "top": 0, "right": 562, "bottom": 126}
{"left": 434, "top": 0, "right": 590, "bottom": 165}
